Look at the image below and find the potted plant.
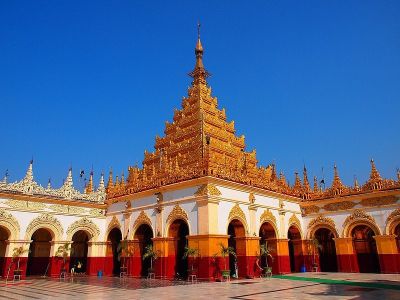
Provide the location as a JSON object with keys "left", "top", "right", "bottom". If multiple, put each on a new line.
{"left": 12, "top": 246, "right": 29, "bottom": 277}
{"left": 117, "top": 239, "right": 133, "bottom": 274}
{"left": 219, "top": 243, "right": 236, "bottom": 278}
{"left": 183, "top": 246, "right": 199, "bottom": 275}
{"left": 55, "top": 243, "right": 71, "bottom": 275}
{"left": 142, "top": 244, "right": 159, "bottom": 274}
{"left": 309, "top": 238, "right": 322, "bottom": 271}
{"left": 258, "top": 242, "right": 274, "bottom": 276}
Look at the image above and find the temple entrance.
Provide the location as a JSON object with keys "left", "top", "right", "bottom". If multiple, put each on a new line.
{"left": 352, "top": 225, "right": 380, "bottom": 273}
{"left": 107, "top": 228, "right": 122, "bottom": 276}
{"left": 288, "top": 225, "right": 301, "bottom": 272}
{"left": 0, "top": 226, "right": 9, "bottom": 276}
{"left": 228, "top": 219, "right": 245, "bottom": 277}
{"left": 168, "top": 219, "right": 189, "bottom": 279}
{"left": 395, "top": 223, "right": 400, "bottom": 253}
{"left": 259, "top": 222, "right": 276, "bottom": 270}
{"left": 134, "top": 224, "right": 153, "bottom": 277}
{"left": 70, "top": 230, "right": 89, "bottom": 274}
{"left": 27, "top": 228, "right": 52, "bottom": 276}
{"left": 314, "top": 228, "right": 338, "bottom": 272}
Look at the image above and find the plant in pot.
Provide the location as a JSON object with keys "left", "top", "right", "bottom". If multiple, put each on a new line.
{"left": 12, "top": 246, "right": 29, "bottom": 277}
{"left": 183, "top": 246, "right": 199, "bottom": 275}
{"left": 117, "top": 239, "right": 134, "bottom": 274}
{"left": 309, "top": 238, "right": 322, "bottom": 271}
{"left": 258, "top": 242, "right": 274, "bottom": 275}
{"left": 219, "top": 243, "right": 236, "bottom": 278}
{"left": 55, "top": 243, "right": 71, "bottom": 275}
{"left": 142, "top": 244, "right": 159, "bottom": 275}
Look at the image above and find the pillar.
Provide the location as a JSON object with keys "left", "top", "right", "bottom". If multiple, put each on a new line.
{"left": 333, "top": 237, "right": 359, "bottom": 272}
{"left": 87, "top": 241, "right": 108, "bottom": 276}
{"left": 235, "top": 236, "right": 260, "bottom": 278}
{"left": 187, "top": 235, "right": 229, "bottom": 280}
{"left": 374, "top": 235, "right": 400, "bottom": 274}
{"left": 152, "top": 237, "right": 174, "bottom": 279}
{"left": 50, "top": 241, "right": 70, "bottom": 277}
{"left": 129, "top": 239, "right": 141, "bottom": 277}
{"left": 275, "top": 239, "right": 290, "bottom": 274}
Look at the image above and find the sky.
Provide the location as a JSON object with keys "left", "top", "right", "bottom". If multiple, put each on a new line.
{"left": 0, "top": 1, "right": 399, "bottom": 190}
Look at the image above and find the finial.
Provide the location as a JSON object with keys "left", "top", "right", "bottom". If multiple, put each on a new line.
{"left": 197, "top": 20, "right": 201, "bottom": 40}
{"left": 47, "top": 178, "right": 51, "bottom": 190}
{"left": 354, "top": 175, "right": 360, "bottom": 190}
{"left": 369, "top": 158, "right": 381, "bottom": 180}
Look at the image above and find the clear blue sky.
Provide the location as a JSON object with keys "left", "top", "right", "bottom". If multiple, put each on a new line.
{"left": 0, "top": 1, "right": 399, "bottom": 190}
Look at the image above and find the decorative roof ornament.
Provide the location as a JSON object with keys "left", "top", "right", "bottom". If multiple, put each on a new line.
{"left": 303, "top": 166, "right": 311, "bottom": 192}
{"left": 188, "top": 22, "right": 210, "bottom": 84}
{"left": 313, "top": 176, "right": 319, "bottom": 192}
{"left": 85, "top": 171, "right": 94, "bottom": 194}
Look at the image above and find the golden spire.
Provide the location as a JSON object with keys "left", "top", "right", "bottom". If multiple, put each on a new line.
{"left": 313, "top": 176, "right": 319, "bottom": 192}
{"left": 369, "top": 159, "right": 381, "bottom": 181}
{"left": 85, "top": 171, "right": 94, "bottom": 194}
{"left": 354, "top": 175, "right": 360, "bottom": 190}
{"left": 293, "top": 172, "right": 302, "bottom": 190}
{"left": 303, "top": 165, "right": 311, "bottom": 191}
{"left": 106, "top": 169, "right": 113, "bottom": 193}
{"left": 189, "top": 22, "right": 210, "bottom": 84}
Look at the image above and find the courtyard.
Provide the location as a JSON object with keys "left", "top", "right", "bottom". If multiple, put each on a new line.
{"left": 1, "top": 273, "right": 400, "bottom": 300}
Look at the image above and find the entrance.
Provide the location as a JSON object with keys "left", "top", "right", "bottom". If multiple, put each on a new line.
{"left": 352, "top": 225, "right": 380, "bottom": 273}
{"left": 314, "top": 228, "right": 338, "bottom": 272}
{"left": 0, "top": 226, "right": 9, "bottom": 276}
{"left": 288, "top": 225, "right": 301, "bottom": 272}
{"left": 395, "top": 223, "right": 400, "bottom": 253}
{"left": 107, "top": 228, "right": 122, "bottom": 276}
{"left": 228, "top": 219, "right": 245, "bottom": 277}
{"left": 70, "top": 230, "right": 89, "bottom": 273}
{"left": 259, "top": 222, "right": 276, "bottom": 270}
{"left": 27, "top": 228, "right": 52, "bottom": 276}
{"left": 168, "top": 219, "right": 189, "bottom": 279}
{"left": 134, "top": 224, "right": 153, "bottom": 277}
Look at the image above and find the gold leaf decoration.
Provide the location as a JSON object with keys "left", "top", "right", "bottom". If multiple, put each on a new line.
{"left": 194, "top": 184, "right": 222, "bottom": 196}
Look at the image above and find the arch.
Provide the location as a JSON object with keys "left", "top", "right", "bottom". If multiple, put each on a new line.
{"left": 106, "top": 215, "right": 122, "bottom": 238}
{"left": 343, "top": 209, "right": 381, "bottom": 238}
{"left": 228, "top": 218, "right": 246, "bottom": 278}
{"left": 287, "top": 214, "right": 303, "bottom": 239}
{"left": 307, "top": 215, "right": 339, "bottom": 239}
{"left": 165, "top": 205, "right": 190, "bottom": 236}
{"left": 25, "top": 213, "right": 63, "bottom": 241}
{"left": 288, "top": 225, "right": 301, "bottom": 272}
{"left": 70, "top": 230, "right": 89, "bottom": 273}
{"left": 258, "top": 221, "right": 277, "bottom": 272}
{"left": 313, "top": 227, "right": 338, "bottom": 272}
{"left": 259, "top": 209, "right": 279, "bottom": 237}
{"left": 134, "top": 223, "right": 154, "bottom": 277}
{"left": 228, "top": 204, "right": 249, "bottom": 235}
{"left": 27, "top": 228, "right": 53, "bottom": 276}
{"left": 352, "top": 224, "right": 380, "bottom": 273}
{"left": 131, "top": 210, "right": 153, "bottom": 239}
{"left": 0, "top": 225, "right": 10, "bottom": 276}
{"left": 168, "top": 219, "right": 189, "bottom": 279}
{"left": 66, "top": 218, "right": 100, "bottom": 242}
{"left": 107, "top": 227, "right": 122, "bottom": 276}
{"left": 386, "top": 209, "right": 400, "bottom": 235}
{"left": 0, "top": 209, "right": 20, "bottom": 240}
{"left": 394, "top": 223, "right": 400, "bottom": 253}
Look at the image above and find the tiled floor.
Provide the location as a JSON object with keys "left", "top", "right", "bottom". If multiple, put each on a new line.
{"left": 0, "top": 273, "right": 399, "bottom": 299}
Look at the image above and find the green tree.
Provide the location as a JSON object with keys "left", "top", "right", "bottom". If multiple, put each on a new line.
{"left": 12, "top": 246, "right": 29, "bottom": 270}
{"left": 219, "top": 243, "right": 236, "bottom": 271}
{"left": 183, "top": 246, "right": 199, "bottom": 272}
{"left": 55, "top": 243, "right": 71, "bottom": 271}
{"left": 142, "top": 244, "right": 160, "bottom": 271}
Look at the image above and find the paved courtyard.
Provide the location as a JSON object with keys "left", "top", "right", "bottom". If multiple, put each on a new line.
{"left": 1, "top": 273, "right": 400, "bottom": 299}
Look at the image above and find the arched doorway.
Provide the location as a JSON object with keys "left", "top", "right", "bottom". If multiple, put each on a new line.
{"left": 259, "top": 222, "right": 276, "bottom": 271}
{"left": 168, "top": 219, "right": 189, "bottom": 279}
{"left": 314, "top": 228, "right": 338, "bottom": 272}
{"left": 27, "top": 228, "right": 52, "bottom": 276}
{"left": 228, "top": 219, "right": 245, "bottom": 278}
{"left": 352, "top": 225, "right": 380, "bottom": 273}
{"left": 70, "top": 230, "right": 89, "bottom": 274}
{"left": 395, "top": 223, "right": 400, "bottom": 253}
{"left": 288, "top": 225, "right": 301, "bottom": 272}
{"left": 0, "top": 226, "right": 9, "bottom": 276}
{"left": 134, "top": 224, "right": 153, "bottom": 277}
{"left": 107, "top": 228, "right": 122, "bottom": 276}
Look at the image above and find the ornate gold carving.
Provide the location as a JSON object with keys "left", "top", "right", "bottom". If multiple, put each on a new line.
{"left": 302, "top": 205, "right": 320, "bottom": 215}
{"left": 323, "top": 201, "right": 356, "bottom": 211}
{"left": 194, "top": 184, "right": 221, "bottom": 197}
{"left": 360, "top": 196, "right": 398, "bottom": 207}
{"left": 25, "top": 213, "right": 63, "bottom": 240}
{"left": 0, "top": 209, "right": 20, "bottom": 239}
{"left": 5, "top": 200, "right": 46, "bottom": 211}
{"left": 166, "top": 205, "right": 189, "bottom": 225}
{"left": 132, "top": 210, "right": 152, "bottom": 236}
{"left": 288, "top": 213, "right": 302, "bottom": 234}
{"left": 308, "top": 215, "right": 335, "bottom": 229}
{"left": 386, "top": 209, "right": 400, "bottom": 235}
{"left": 68, "top": 206, "right": 85, "bottom": 214}
{"left": 49, "top": 204, "right": 68, "bottom": 213}
{"left": 249, "top": 193, "right": 255, "bottom": 204}
{"left": 387, "top": 208, "right": 400, "bottom": 224}
{"left": 89, "top": 208, "right": 104, "bottom": 217}
{"left": 228, "top": 204, "right": 246, "bottom": 223}
{"left": 342, "top": 209, "right": 379, "bottom": 237}
{"left": 260, "top": 209, "right": 277, "bottom": 225}
{"left": 107, "top": 216, "right": 121, "bottom": 233}
{"left": 66, "top": 217, "right": 100, "bottom": 240}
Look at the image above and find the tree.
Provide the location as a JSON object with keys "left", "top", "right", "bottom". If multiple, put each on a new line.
{"left": 258, "top": 242, "right": 274, "bottom": 269}
{"left": 142, "top": 244, "right": 159, "bottom": 271}
{"left": 219, "top": 243, "right": 236, "bottom": 271}
{"left": 117, "top": 239, "right": 134, "bottom": 268}
{"left": 12, "top": 246, "right": 29, "bottom": 270}
{"left": 183, "top": 246, "right": 199, "bottom": 272}
{"left": 55, "top": 243, "right": 71, "bottom": 271}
